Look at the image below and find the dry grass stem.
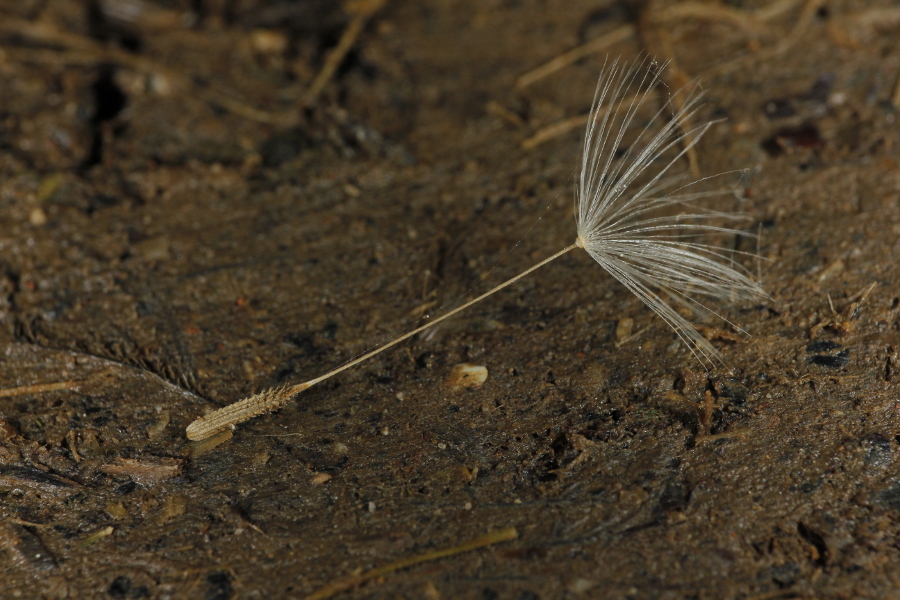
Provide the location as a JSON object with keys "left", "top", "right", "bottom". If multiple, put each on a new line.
{"left": 522, "top": 93, "right": 645, "bottom": 149}
{"left": 707, "top": 0, "right": 826, "bottom": 76}
{"left": 515, "top": 24, "right": 635, "bottom": 89}
{"left": 304, "top": 0, "right": 388, "bottom": 106}
{"left": 773, "top": 0, "right": 828, "bottom": 54}
{"left": 755, "top": 0, "right": 805, "bottom": 21}
{"left": 846, "top": 6, "right": 900, "bottom": 28}
{"left": 306, "top": 527, "right": 518, "bottom": 600}
{"left": 653, "top": 2, "right": 763, "bottom": 35}
{"left": 0, "top": 380, "right": 82, "bottom": 398}
{"left": 521, "top": 114, "right": 590, "bottom": 150}
{"left": 515, "top": 0, "right": 803, "bottom": 89}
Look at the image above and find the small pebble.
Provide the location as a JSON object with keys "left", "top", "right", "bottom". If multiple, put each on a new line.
{"left": 444, "top": 364, "right": 488, "bottom": 391}
{"left": 250, "top": 29, "right": 288, "bottom": 54}
{"left": 29, "top": 207, "right": 47, "bottom": 226}
{"left": 615, "top": 317, "right": 634, "bottom": 341}
{"left": 310, "top": 473, "right": 332, "bottom": 485}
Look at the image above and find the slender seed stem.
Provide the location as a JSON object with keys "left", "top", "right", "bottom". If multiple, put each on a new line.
{"left": 300, "top": 243, "right": 578, "bottom": 390}
{"left": 186, "top": 243, "right": 579, "bottom": 440}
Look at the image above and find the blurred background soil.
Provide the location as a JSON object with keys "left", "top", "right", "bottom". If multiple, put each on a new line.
{"left": 1, "top": 0, "right": 899, "bottom": 598}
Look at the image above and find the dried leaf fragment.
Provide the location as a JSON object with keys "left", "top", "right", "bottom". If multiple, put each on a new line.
{"left": 100, "top": 457, "right": 183, "bottom": 485}
{"left": 0, "top": 464, "right": 79, "bottom": 494}
{"left": 160, "top": 494, "right": 188, "bottom": 521}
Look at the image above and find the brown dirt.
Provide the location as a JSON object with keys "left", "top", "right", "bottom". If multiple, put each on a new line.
{"left": 1, "top": 1, "right": 900, "bottom": 598}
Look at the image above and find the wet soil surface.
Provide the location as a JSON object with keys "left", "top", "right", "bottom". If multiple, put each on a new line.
{"left": 1, "top": 1, "right": 900, "bottom": 598}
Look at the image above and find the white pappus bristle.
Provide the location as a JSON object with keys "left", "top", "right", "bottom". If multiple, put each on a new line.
{"left": 575, "top": 57, "right": 766, "bottom": 366}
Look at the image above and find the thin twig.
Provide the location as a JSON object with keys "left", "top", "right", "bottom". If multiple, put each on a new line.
{"left": 304, "top": 0, "right": 388, "bottom": 106}
{"left": 653, "top": 2, "right": 763, "bottom": 36}
{"left": 845, "top": 6, "right": 900, "bottom": 28}
{"left": 521, "top": 92, "right": 642, "bottom": 149}
{"left": 306, "top": 527, "right": 518, "bottom": 600}
{"left": 0, "top": 380, "right": 82, "bottom": 398}
{"left": 772, "top": 0, "right": 827, "bottom": 55}
{"left": 516, "top": 24, "right": 635, "bottom": 89}
{"left": 706, "top": 0, "right": 824, "bottom": 76}
{"left": 521, "top": 114, "right": 590, "bottom": 149}
{"left": 755, "top": 0, "right": 804, "bottom": 22}
{"left": 515, "top": 0, "right": 799, "bottom": 89}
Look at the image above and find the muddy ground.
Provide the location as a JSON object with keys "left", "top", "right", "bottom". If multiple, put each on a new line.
{"left": 1, "top": 0, "right": 899, "bottom": 598}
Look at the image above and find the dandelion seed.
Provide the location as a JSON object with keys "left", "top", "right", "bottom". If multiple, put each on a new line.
{"left": 185, "top": 57, "right": 766, "bottom": 441}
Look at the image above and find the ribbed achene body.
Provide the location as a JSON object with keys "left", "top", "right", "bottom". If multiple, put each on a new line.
{"left": 185, "top": 385, "right": 295, "bottom": 440}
